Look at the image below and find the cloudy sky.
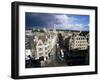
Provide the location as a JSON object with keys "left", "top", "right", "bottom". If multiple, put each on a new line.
{"left": 25, "top": 12, "right": 89, "bottom": 31}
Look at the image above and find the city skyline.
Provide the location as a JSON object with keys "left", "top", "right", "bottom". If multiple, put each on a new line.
{"left": 25, "top": 12, "right": 90, "bottom": 31}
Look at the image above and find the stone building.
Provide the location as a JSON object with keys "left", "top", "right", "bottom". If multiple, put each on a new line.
{"left": 69, "top": 33, "right": 88, "bottom": 50}
{"left": 31, "top": 31, "right": 57, "bottom": 61}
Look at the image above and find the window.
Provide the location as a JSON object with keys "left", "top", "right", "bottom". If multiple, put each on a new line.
{"left": 38, "top": 43, "right": 43, "bottom": 46}
{"left": 45, "top": 47, "right": 47, "bottom": 50}
{"left": 45, "top": 52, "right": 48, "bottom": 55}
{"left": 39, "top": 53, "right": 43, "bottom": 56}
{"left": 76, "top": 38, "right": 78, "bottom": 40}
{"left": 82, "top": 47, "right": 85, "bottom": 49}
{"left": 38, "top": 48, "right": 43, "bottom": 51}
{"left": 81, "top": 38, "right": 82, "bottom": 40}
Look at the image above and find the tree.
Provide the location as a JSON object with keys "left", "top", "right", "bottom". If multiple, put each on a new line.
{"left": 57, "top": 33, "right": 64, "bottom": 48}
